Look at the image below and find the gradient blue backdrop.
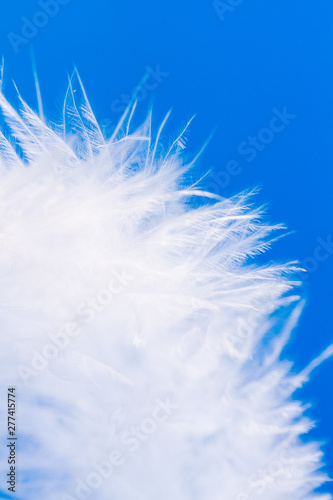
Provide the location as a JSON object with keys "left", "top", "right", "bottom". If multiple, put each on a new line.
{"left": 0, "top": 0, "right": 332, "bottom": 496}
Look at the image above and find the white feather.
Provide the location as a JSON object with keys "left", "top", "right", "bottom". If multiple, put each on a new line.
{"left": 0, "top": 78, "right": 331, "bottom": 500}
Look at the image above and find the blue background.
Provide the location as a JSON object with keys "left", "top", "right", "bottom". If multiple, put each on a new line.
{"left": 0, "top": 0, "right": 332, "bottom": 496}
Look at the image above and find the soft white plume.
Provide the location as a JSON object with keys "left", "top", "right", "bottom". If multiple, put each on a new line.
{"left": 0, "top": 72, "right": 331, "bottom": 500}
